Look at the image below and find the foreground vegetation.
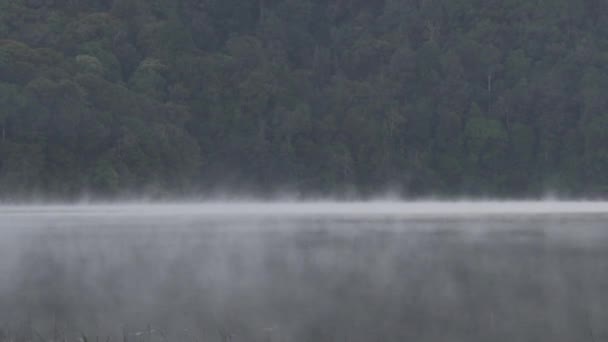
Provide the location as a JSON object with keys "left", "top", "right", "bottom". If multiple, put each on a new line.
{"left": 2, "top": 0, "right": 608, "bottom": 198}
{"left": 0, "top": 326, "right": 230, "bottom": 342}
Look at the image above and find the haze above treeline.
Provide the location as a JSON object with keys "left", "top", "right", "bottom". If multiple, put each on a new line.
{"left": 1, "top": 0, "right": 607, "bottom": 200}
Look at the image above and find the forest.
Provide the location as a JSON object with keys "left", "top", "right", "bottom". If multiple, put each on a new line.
{"left": 1, "top": 0, "right": 608, "bottom": 199}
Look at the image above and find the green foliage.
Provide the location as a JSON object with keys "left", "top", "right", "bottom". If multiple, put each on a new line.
{"left": 78, "top": 41, "right": 122, "bottom": 80}
{"left": 91, "top": 159, "right": 119, "bottom": 193}
{"left": 62, "top": 13, "right": 123, "bottom": 49}
{"left": 2, "top": 0, "right": 608, "bottom": 199}
{"left": 76, "top": 54, "right": 104, "bottom": 75}
{"left": 129, "top": 58, "right": 167, "bottom": 100}
{"left": 465, "top": 118, "right": 507, "bottom": 155}
{"left": 0, "top": 142, "right": 45, "bottom": 195}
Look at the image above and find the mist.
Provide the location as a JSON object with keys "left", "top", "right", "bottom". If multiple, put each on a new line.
{"left": 2, "top": 202, "right": 608, "bottom": 342}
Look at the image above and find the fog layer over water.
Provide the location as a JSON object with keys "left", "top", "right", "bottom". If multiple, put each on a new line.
{"left": 1, "top": 202, "right": 608, "bottom": 342}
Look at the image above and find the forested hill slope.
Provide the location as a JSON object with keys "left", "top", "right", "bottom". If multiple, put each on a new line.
{"left": 1, "top": 0, "right": 608, "bottom": 199}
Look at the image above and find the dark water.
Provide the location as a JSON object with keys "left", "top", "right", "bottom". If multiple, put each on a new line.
{"left": 1, "top": 207, "right": 608, "bottom": 342}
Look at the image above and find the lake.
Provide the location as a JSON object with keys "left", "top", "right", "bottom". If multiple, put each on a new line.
{"left": 1, "top": 202, "right": 608, "bottom": 342}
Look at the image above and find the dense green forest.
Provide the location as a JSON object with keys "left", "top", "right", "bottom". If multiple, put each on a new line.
{"left": 1, "top": 0, "right": 608, "bottom": 199}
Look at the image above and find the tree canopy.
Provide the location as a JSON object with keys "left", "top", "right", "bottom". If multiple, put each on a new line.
{"left": 1, "top": 0, "right": 608, "bottom": 199}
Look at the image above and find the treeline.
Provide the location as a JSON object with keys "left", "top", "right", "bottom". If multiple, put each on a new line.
{"left": 1, "top": 0, "right": 608, "bottom": 199}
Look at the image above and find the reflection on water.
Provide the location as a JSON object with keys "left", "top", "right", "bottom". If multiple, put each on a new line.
{"left": 1, "top": 204, "right": 608, "bottom": 342}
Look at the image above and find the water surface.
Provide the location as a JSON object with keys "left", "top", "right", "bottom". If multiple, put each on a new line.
{"left": 1, "top": 202, "right": 608, "bottom": 342}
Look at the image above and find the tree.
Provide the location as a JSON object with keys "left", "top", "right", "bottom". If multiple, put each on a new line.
{"left": 464, "top": 116, "right": 509, "bottom": 189}
{"left": 129, "top": 58, "right": 167, "bottom": 100}
{"left": 3, "top": 0, "right": 608, "bottom": 198}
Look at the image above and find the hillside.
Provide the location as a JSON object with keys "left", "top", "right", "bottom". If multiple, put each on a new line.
{"left": 1, "top": 0, "right": 608, "bottom": 199}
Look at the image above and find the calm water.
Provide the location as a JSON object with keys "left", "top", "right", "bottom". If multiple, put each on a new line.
{"left": 1, "top": 203, "right": 608, "bottom": 342}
